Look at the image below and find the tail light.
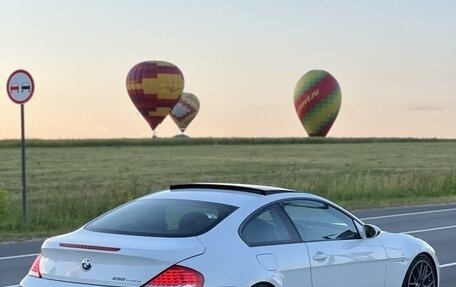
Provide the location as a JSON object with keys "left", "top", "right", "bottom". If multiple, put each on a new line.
{"left": 28, "top": 255, "right": 42, "bottom": 278}
{"left": 143, "top": 265, "right": 204, "bottom": 287}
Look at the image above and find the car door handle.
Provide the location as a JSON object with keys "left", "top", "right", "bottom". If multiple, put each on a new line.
{"left": 312, "top": 252, "right": 328, "bottom": 261}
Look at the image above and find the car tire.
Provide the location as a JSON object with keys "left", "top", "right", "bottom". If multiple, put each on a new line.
{"left": 402, "top": 254, "right": 437, "bottom": 287}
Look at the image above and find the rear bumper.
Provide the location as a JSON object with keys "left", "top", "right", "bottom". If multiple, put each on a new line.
{"left": 20, "top": 275, "right": 238, "bottom": 287}
{"left": 20, "top": 276, "right": 106, "bottom": 287}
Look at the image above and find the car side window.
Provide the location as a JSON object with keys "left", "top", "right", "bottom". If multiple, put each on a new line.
{"left": 281, "top": 200, "right": 361, "bottom": 242}
{"left": 241, "top": 205, "right": 293, "bottom": 246}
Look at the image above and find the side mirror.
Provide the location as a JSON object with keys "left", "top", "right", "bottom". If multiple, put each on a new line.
{"left": 364, "top": 224, "right": 381, "bottom": 238}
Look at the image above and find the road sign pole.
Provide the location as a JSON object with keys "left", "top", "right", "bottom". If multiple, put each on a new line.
{"left": 21, "top": 104, "right": 27, "bottom": 225}
{"left": 6, "top": 69, "right": 34, "bottom": 226}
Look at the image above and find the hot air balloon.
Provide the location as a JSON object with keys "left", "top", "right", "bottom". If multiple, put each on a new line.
{"left": 170, "top": 92, "right": 200, "bottom": 134}
{"left": 126, "top": 61, "right": 184, "bottom": 135}
{"left": 293, "top": 70, "right": 342, "bottom": 137}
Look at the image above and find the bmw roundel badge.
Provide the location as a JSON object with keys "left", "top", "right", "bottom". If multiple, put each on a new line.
{"left": 81, "top": 258, "right": 92, "bottom": 271}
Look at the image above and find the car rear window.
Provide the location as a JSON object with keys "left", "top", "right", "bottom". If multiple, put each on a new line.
{"left": 85, "top": 199, "right": 237, "bottom": 237}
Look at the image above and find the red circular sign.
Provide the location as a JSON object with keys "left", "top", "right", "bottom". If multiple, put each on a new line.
{"left": 7, "top": 69, "right": 35, "bottom": 104}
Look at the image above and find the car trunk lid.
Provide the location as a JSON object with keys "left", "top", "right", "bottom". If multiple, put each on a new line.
{"left": 39, "top": 229, "right": 205, "bottom": 287}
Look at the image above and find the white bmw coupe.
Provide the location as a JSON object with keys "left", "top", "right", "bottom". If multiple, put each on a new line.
{"left": 21, "top": 183, "right": 439, "bottom": 287}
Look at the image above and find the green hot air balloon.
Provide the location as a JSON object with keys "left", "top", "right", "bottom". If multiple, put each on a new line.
{"left": 293, "top": 70, "right": 342, "bottom": 137}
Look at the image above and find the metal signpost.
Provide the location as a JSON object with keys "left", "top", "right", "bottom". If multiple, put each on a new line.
{"left": 6, "top": 69, "right": 35, "bottom": 225}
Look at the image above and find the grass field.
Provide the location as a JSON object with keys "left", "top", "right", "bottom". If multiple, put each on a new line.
{"left": 0, "top": 138, "right": 455, "bottom": 241}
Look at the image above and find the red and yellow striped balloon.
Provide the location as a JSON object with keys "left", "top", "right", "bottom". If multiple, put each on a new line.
{"left": 293, "top": 70, "right": 342, "bottom": 137}
{"left": 126, "top": 61, "right": 184, "bottom": 132}
{"left": 170, "top": 92, "right": 200, "bottom": 133}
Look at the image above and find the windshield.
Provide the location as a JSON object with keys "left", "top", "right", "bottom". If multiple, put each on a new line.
{"left": 85, "top": 198, "right": 237, "bottom": 237}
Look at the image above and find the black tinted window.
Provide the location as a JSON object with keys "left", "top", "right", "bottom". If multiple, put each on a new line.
{"left": 281, "top": 200, "right": 360, "bottom": 242}
{"left": 85, "top": 199, "right": 236, "bottom": 237}
{"left": 241, "top": 205, "right": 294, "bottom": 246}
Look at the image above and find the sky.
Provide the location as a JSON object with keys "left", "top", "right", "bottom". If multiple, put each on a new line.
{"left": 0, "top": 0, "right": 455, "bottom": 139}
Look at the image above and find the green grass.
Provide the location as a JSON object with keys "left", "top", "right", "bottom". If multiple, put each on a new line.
{"left": 0, "top": 138, "right": 455, "bottom": 241}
